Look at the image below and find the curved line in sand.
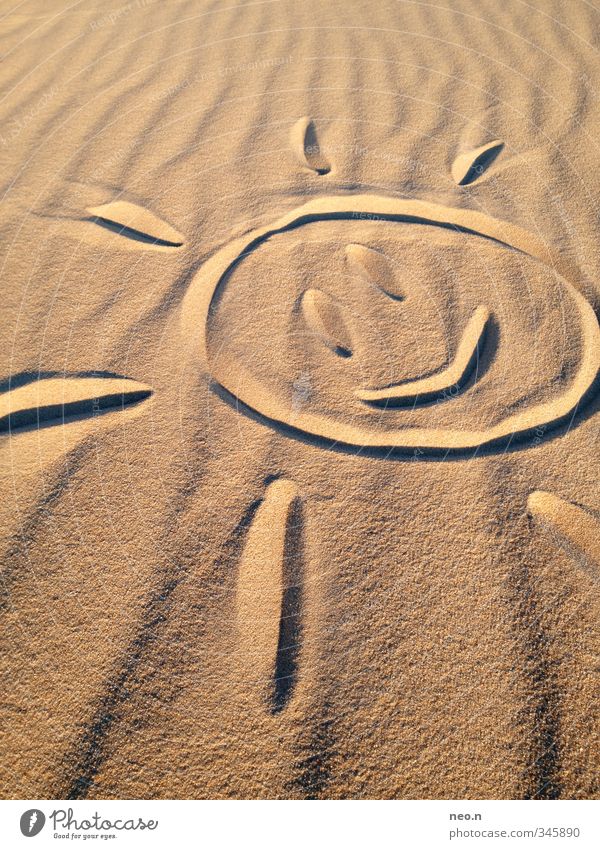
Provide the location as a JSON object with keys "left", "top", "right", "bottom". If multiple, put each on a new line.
{"left": 290, "top": 116, "right": 331, "bottom": 176}
{"left": 236, "top": 478, "right": 302, "bottom": 712}
{"left": 345, "top": 242, "right": 404, "bottom": 300}
{"left": 528, "top": 490, "right": 600, "bottom": 573}
{"left": 87, "top": 201, "right": 184, "bottom": 248}
{"left": 301, "top": 287, "right": 353, "bottom": 357}
{"left": 356, "top": 304, "right": 490, "bottom": 405}
{"left": 182, "top": 194, "right": 600, "bottom": 454}
{"left": 451, "top": 140, "right": 504, "bottom": 186}
{"left": 0, "top": 377, "right": 152, "bottom": 433}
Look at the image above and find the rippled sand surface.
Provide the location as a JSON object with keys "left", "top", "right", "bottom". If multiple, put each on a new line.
{"left": 0, "top": 0, "right": 599, "bottom": 799}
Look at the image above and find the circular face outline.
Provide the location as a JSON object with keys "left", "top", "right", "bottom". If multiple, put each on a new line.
{"left": 182, "top": 194, "right": 600, "bottom": 454}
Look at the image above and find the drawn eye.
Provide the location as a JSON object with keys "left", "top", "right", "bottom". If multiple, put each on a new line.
{"left": 300, "top": 288, "right": 353, "bottom": 357}
{"left": 345, "top": 244, "right": 404, "bottom": 300}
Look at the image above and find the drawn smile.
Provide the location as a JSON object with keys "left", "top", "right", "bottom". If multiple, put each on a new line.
{"left": 356, "top": 305, "right": 490, "bottom": 407}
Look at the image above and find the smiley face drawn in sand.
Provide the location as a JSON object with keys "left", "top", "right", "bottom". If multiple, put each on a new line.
{"left": 183, "top": 195, "right": 600, "bottom": 455}
{"left": 15, "top": 129, "right": 598, "bottom": 457}
{"left": 181, "top": 187, "right": 600, "bottom": 714}
{"left": 2, "top": 109, "right": 600, "bottom": 782}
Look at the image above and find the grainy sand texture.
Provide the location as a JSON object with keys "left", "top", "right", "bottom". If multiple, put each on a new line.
{"left": 0, "top": 0, "right": 599, "bottom": 800}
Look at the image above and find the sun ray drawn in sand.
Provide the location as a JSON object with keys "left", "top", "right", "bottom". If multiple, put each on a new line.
{"left": 4, "top": 121, "right": 599, "bottom": 733}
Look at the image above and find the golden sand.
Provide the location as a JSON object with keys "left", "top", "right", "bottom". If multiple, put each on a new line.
{"left": 0, "top": 0, "right": 599, "bottom": 800}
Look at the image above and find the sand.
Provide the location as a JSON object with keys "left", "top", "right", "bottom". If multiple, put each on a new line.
{"left": 0, "top": 0, "right": 599, "bottom": 800}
